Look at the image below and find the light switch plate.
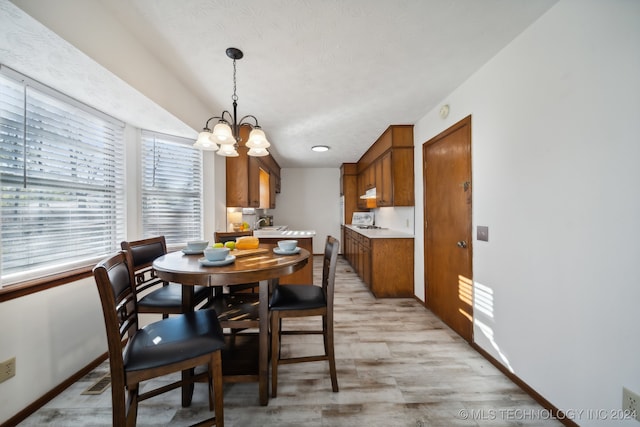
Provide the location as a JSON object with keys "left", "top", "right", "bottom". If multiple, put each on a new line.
{"left": 477, "top": 226, "right": 489, "bottom": 242}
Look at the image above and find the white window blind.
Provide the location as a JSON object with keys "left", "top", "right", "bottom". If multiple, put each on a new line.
{"left": 0, "top": 67, "right": 125, "bottom": 284}
{"left": 141, "top": 131, "right": 203, "bottom": 244}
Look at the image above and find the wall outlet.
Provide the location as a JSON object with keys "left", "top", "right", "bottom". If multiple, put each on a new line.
{"left": 0, "top": 357, "right": 16, "bottom": 383}
{"left": 623, "top": 387, "right": 640, "bottom": 421}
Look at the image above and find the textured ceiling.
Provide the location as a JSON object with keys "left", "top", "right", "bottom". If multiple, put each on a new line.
{"left": 4, "top": 0, "right": 557, "bottom": 167}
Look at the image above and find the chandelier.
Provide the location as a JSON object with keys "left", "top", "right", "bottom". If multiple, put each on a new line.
{"left": 194, "top": 47, "right": 271, "bottom": 157}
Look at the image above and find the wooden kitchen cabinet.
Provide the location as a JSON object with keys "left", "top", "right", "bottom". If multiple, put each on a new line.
{"left": 355, "top": 125, "right": 414, "bottom": 207}
{"left": 226, "top": 145, "right": 261, "bottom": 207}
{"left": 360, "top": 234, "right": 371, "bottom": 286}
{"left": 274, "top": 172, "right": 281, "bottom": 193}
{"left": 257, "top": 237, "right": 313, "bottom": 284}
{"left": 356, "top": 165, "right": 377, "bottom": 210}
{"left": 340, "top": 164, "right": 359, "bottom": 239}
{"left": 226, "top": 126, "right": 281, "bottom": 208}
{"left": 259, "top": 152, "right": 280, "bottom": 209}
{"left": 343, "top": 227, "right": 414, "bottom": 297}
{"left": 375, "top": 151, "right": 392, "bottom": 206}
{"left": 343, "top": 226, "right": 354, "bottom": 265}
{"left": 388, "top": 147, "right": 413, "bottom": 206}
{"left": 356, "top": 173, "right": 367, "bottom": 210}
{"left": 268, "top": 170, "right": 277, "bottom": 209}
{"left": 369, "top": 237, "right": 413, "bottom": 297}
{"left": 363, "top": 164, "right": 375, "bottom": 190}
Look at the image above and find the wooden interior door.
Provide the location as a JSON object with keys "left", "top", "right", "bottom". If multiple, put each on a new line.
{"left": 423, "top": 116, "right": 473, "bottom": 342}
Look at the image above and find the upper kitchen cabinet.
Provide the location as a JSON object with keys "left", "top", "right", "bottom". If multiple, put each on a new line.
{"left": 226, "top": 144, "right": 260, "bottom": 207}
{"left": 226, "top": 125, "right": 281, "bottom": 208}
{"left": 340, "top": 163, "right": 358, "bottom": 225}
{"left": 375, "top": 151, "right": 392, "bottom": 206}
{"left": 357, "top": 125, "right": 414, "bottom": 207}
{"left": 259, "top": 153, "right": 281, "bottom": 209}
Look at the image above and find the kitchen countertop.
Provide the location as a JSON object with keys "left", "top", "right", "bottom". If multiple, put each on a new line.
{"left": 253, "top": 229, "right": 316, "bottom": 239}
{"left": 344, "top": 224, "right": 414, "bottom": 239}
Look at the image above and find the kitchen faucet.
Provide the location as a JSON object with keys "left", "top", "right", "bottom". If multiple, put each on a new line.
{"left": 254, "top": 217, "right": 268, "bottom": 229}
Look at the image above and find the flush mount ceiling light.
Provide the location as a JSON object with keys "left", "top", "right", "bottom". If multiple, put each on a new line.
{"left": 194, "top": 47, "right": 271, "bottom": 157}
{"left": 311, "top": 145, "right": 330, "bottom": 152}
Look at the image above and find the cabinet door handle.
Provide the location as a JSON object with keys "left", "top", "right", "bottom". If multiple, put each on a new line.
{"left": 456, "top": 240, "right": 468, "bottom": 248}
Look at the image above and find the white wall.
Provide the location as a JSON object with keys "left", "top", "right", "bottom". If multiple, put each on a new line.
{"left": 373, "top": 206, "right": 415, "bottom": 233}
{"left": 0, "top": 278, "right": 105, "bottom": 422}
{"left": 270, "top": 168, "right": 342, "bottom": 254}
{"left": 413, "top": 1, "right": 640, "bottom": 425}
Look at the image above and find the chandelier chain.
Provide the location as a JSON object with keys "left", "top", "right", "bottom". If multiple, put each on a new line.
{"left": 232, "top": 59, "right": 238, "bottom": 102}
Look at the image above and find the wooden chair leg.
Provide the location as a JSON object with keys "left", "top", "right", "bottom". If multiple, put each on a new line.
{"left": 270, "top": 311, "right": 281, "bottom": 398}
{"left": 181, "top": 367, "right": 196, "bottom": 407}
{"left": 326, "top": 321, "right": 339, "bottom": 392}
{"left": 111, "top": 374, "right": 126, "bottom": 426}
{"left": 211, "top": 351, "right": 224, "bottom": 427}
{"left": 207, "top": 358, "right": 215, "bottom": 411}
{"left": 126, "top": 384, "right": 139, "bottom": 427}
{"left": 322, "top": 315, "right": 329, "bottom": 354}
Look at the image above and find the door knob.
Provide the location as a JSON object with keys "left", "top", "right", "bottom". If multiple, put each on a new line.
{"left": 456, "top": 240, "right": 467, "bottom": 248}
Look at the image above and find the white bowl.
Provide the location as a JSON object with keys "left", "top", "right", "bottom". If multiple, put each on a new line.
{"left": 204, "top": 247, "right": 230, "bottom": 261}
{"left": 186, "top": 240, "right": 208, "bottom": 251}
{"left": 277, "top": 240, "right": 298, "bottom": 252}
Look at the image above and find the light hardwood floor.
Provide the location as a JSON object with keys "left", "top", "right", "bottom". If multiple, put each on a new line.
{"left": 20, "top": 255, "right": 562, "bottom": 427}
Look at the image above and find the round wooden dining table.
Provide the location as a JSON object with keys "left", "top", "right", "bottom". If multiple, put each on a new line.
{"left": 152, "top": 244, "right": 310, "bottom": 406}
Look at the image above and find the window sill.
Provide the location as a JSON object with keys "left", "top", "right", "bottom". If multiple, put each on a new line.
{"left": 0, "top": 265, "right": 94, "bottom": 302}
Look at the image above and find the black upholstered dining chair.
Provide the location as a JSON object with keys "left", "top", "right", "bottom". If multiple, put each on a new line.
{"left": 269, "top": 235, "right": 340, "bottom": 397}
{"left": 93, "top": 251, "right": 225, "bottom": 426}
{"left": 121, "top": 236, "right": 211, "bottom": 318}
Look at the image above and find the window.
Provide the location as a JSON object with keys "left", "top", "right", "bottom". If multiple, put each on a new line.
{"left": 141, "top": 131, "right": 202, "bottom": 244}
{"left": 0, "top": 67, "right": 125, "bottom": 285}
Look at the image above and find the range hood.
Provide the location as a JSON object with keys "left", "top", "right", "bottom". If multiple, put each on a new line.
{"left": 359, "top": 187, "right": 377, "bottom": 199}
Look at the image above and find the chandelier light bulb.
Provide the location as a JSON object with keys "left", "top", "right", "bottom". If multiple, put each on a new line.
{"left": 217, "top": 144, "right": 239, "bottom": 157}
{"left": 211, "top": 122, "right": 234, "bottom": 144}
{"left": 247, "top": 147, "right": 269, "bottom": 157}
{"left": 245, "top": 128, "right": 271, "bottom": 149}
{"left": 194, "top": 130, "right": 219, "bottom": 151}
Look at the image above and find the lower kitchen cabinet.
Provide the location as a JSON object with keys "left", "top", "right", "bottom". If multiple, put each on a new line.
{"left": 343, "top": 227, "right": 414, "bottom": 297}
{"left": 257, "top": 237, "right": 313, "bottom": 285}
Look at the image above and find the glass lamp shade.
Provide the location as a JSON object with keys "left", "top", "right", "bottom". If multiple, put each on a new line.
{"left": 210, "top": 122, "right": 234, "bottom": 144}
{"left": 194, "top": 130, "right": 219, "bottom": 151}
{"left": 247, "top": 147, "right": 269, "bottom": 157}
{"left": 245, "top": 128, "right": 271, "bottom": 149}
{"left": 217, "top": 144, "right": 239, "bottom": 157}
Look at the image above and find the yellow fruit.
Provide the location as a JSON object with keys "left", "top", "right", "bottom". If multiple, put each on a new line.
{"left": 212, "top": 242, "right": 224, "bottom": 248}
{"left": 242, "top": 222, "right": 250, "bottom": 230}
{"left": 235, "top": 236, "right": 259, "bottom": 250}
{"left": 224, "top": 241, "right": 236, "bottom": 250}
